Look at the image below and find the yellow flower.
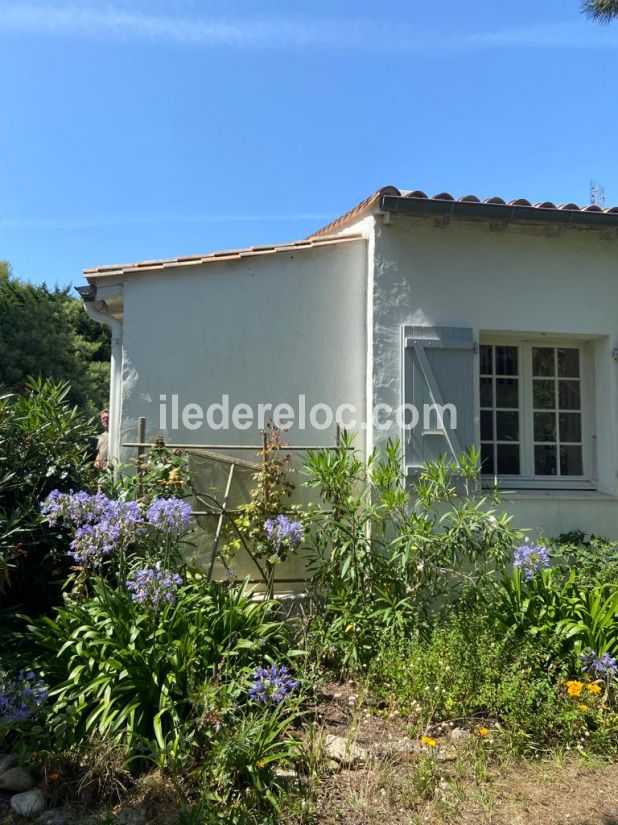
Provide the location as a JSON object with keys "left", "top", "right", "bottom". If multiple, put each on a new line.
{"left": 421, "top": 736, "right": 437, "bottom": 748}
{"left": 578, "top": 704, "right": 589, "bottom": 712}
{"left": 477, "top": 727, "right": 490, "bottom": 737}
{"left": 566, "top": 680, "right": 584, "bottom": 697}
{"left": 257, "top": 759, "right": 266, "bottom": 768}
{"left": 587, "top": 683, "right": 602, "bottom": 696}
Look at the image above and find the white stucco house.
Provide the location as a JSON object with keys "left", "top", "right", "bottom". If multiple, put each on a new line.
{"left": 81, "top": 186, "right": 618, "bottom": 559}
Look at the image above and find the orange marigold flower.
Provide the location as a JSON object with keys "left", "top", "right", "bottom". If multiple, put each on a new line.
{"left": 566, "top": 680, "right": 584, "bottom": 697}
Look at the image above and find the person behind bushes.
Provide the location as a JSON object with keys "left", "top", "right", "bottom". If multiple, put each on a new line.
{"left": 94, "top": 409, "right": 109, "bottom": 469}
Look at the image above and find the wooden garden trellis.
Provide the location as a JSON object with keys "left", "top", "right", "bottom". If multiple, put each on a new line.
{"left": 123, "top": 418, "right": 347, "bottom": 587}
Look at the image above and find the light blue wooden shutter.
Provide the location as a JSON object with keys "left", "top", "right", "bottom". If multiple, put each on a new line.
{"left": 402, "top": 325, "right": 475, "bottom": 473}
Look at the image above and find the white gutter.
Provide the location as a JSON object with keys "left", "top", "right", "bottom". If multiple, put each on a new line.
{"left": 82, "top": 298, "right": 123, "bottom": 470}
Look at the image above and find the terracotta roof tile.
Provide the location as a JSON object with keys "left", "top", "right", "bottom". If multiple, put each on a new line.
{"left": 84, "top": 233, "right": 364, "bottom": 279}
{"left": 308, "top": 185, "right": 400, "bottom": 239}
{"left": 308, "top": 187, "right": 618, "bottom": 238}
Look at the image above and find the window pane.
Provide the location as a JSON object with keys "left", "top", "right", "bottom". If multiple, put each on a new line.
{"left": 533, "top": 347, "right": 555, "bottom": 377}
{"left": 481, "top": 410, "right": 493, "bottom": 441}
{"left": 496, "top": 378, "right": 518, "bottom": 408}
{"left": 558, "top": 348, "right": 580, "bottom": 378}
{"left": 481, "top": 443, "right": 494, "bottom": 474}
{"left": 496, "top": 411, "right": 519, "bottom": 441}
{"left": 495, "top": 346, "right": 518, "bottom": 376}
{"left": 497, "top": 444, "right": 520, "bottom": 474}
{"left": 534, "top": 412, "right": 556, "bottom": 442}
{"left": 535, "top": 445, "right": 557, "bottom": 475}
{"left": 533, "top": 379, "right": 555, "bottom": 409}
{"left": 559, "top": 413, "right": 581, "bottom": 443}
{"left": 480, "top": 377, "right": 493, "bottom": 407}
{"left": 480, "top": 345, "right": 493, "bottom": 375}
{"left": 559, "top": 380, "right": 581, "bottom": 411}
{"left": 560, "top": 446, "right": 583, "bottom": 476}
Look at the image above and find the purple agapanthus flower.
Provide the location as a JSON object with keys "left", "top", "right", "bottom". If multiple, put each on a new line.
{"left": 0, "top": 670, "right": 47, "bottom": 725}
{"left": 41, "top": 490, "right": 112, "bottom": 527}
{"left": 146, "top": 498, "right": 192, "bottom": 533}
{"left": 66, "top": 498, "right": 145, "bottom": 566}
{"left": 69, "top": 520, "right": 121, "bottom": 566}
{"left": 264, "top": 515, "right": 303, "bottom": 549}
{"left": 513, "top": 541, "right": 550, "bottom": 580}
{"left": 126, "top": 562, "right": 183, "bottom": 610}
{"left": 580, "top": 648, "right": 617, "bottom": 678}
{"left": 249, "top": 664, "right": 298, "bottom": 704}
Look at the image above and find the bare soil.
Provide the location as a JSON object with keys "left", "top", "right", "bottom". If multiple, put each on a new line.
{"left": 311, "top": 682, "right": 618, "bottom": 825}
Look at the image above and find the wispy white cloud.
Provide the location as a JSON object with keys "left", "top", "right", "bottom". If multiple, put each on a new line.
{"left": 0, "top": 3, "right": 617, "bottom": 53}
{"left": 0, "top": 213, "right": 335, "bottom": 229}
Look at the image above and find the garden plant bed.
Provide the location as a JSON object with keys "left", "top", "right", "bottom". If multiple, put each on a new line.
{"left": 1, "top": 393, "right": 617, "bottom": 824}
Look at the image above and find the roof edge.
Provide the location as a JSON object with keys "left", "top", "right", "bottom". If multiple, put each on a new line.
{"left": 380, "top": 194, "right": 618, "bottom": 229}
{"left": 84, "top": 234, "right": 365, "bottom": 280}
{"left": 307, "top": 186, "right": 401, "bottom": 239}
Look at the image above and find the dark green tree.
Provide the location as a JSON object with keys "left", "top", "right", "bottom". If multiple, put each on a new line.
{"left": 0, "top": 263, "right": 110, "bottom": 416}
{"left": 583, "top": 0, "right": 618, "bottom": 22}
{"left": 0, "top": 379, "right": 97, "bottom": 613}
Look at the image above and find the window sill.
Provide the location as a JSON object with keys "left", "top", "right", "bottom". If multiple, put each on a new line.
{"left": 486, "top": 488, "right": 618, "bottom": 502}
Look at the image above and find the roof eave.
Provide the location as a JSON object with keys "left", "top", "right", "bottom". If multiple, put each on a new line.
{"left": 83, "top": 233, "right": 365, "bottom": 280}
{"left": 380, "top": 195, "right": 618, "bottom": 229}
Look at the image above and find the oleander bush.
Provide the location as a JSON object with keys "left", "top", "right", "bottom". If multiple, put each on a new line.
{"left": 304, "top": 437, "right": 519, "bottom": 671}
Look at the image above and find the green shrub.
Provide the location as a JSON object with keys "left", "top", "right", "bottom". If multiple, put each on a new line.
{"left": 370, "top": 610, "right": 618, "bottom": 755}
{"left": 493, "top": 566, "right": 618, "bottom": 669}
{"left": 0, "top": 379, "right": 97, "bottom": 613}
{"left": 304, "top": 439, "right": 519, "bottom": 672}
{"left": 551, "top": 530, "right": 618, "bottom": 586}
{"left": 28, "top": 579, "right": 291, "bottom": 762}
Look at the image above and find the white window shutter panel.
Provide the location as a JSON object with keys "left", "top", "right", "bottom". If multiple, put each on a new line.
{"left": 402, "top": 325, "right": 475, "bottom": 473}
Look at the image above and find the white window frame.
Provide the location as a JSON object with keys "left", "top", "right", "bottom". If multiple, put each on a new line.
{"left": 479, "top": 336, "right": 596, "bottom": 490}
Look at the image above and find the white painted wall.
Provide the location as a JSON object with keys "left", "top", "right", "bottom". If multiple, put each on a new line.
{"left": 113, "top": 239, "right": 368, "bottom": 585}
{"left": 371, "top": 215, "right": 618, "bottom": 540}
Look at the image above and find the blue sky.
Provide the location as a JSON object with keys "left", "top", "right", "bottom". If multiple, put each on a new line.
{"left": 1, "top": 0, "right": 617, "bottom": 288}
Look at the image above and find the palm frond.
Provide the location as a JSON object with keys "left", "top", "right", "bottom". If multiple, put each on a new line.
{"left": 583, "top": 0, "right": 618, "bottom": 23}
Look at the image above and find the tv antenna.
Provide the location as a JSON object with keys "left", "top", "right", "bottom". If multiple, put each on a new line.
{"left": 590, "top": 180, "right": 606, "bottom": 207}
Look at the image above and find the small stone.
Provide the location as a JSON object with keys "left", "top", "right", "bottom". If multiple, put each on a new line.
{"left": 0, "top": 766, "right": 36, "bottom": 792}
{"left": 117, "top": 806, "right": 147, "bottom": 825}
{"left": 437, "top": 746, "right": 458, "bottom": 762}
{"left": 274, "top": 767, "right": 297, "bottom": 782}
{"left": 37, "top": 809, "right": 67, "bottom": 825}
{"left": 377, "top": 738, "right": 420, "bottom": 762}
{"left": 10, "top": 789, "right": 45, "bottom": 817}
{"left": 450, "top": 727, "right": 471, "bottom": 743}
{"left": 0, "top": 753, "right": 18, "bottom": 776}
{"left": 323, "top": 734, "right": 367, "bottom": 767}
